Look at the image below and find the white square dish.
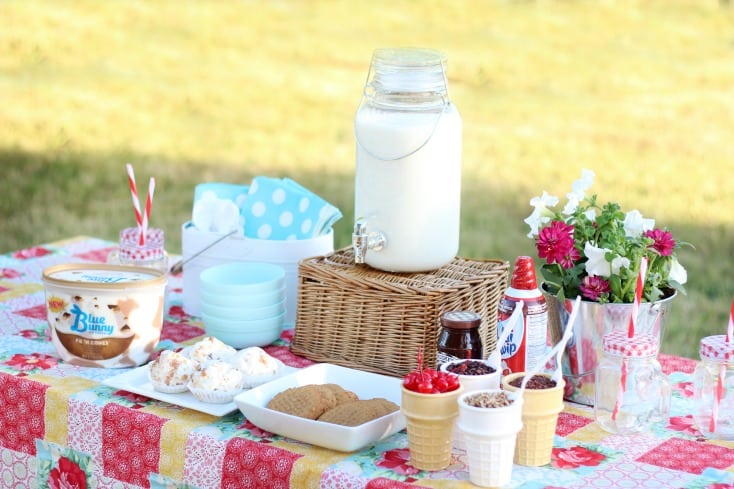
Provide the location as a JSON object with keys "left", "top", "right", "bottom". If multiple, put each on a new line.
{"left": 233, "top": 363, "right": 406, "bottom": 452}
{"left": 103, "top": 360, "right": 295, "bottom": 417}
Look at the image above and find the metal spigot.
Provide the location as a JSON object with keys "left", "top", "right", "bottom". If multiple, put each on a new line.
{"left": 352, "top": 219, "right": 385, "bottom": 264}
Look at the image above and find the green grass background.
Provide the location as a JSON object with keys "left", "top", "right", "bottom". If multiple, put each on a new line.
{"left": 2, "top": 0, "right": 733, "bottom": 359}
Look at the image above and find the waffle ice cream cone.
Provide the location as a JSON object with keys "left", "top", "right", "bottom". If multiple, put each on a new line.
{"left": 502, "top": 372, "right": 565, "bottom": 467}
{"left": 401, "top": 385, "right": 462, "bottom": 471}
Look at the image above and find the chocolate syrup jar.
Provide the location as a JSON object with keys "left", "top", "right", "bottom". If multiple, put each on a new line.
{"left": 436, "top": 310, "right": 483, "bottom": 367}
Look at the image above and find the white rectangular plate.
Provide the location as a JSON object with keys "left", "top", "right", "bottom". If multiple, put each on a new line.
{"left": 234, "top": 363, "right": 406, "bottom": 452}
{"left": 103, "top": 361, "right": 295, "bottom": 417}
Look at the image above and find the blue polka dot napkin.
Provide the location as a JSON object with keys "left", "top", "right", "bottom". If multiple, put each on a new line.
{"left": 241, "top": 177, "right": 342, "bottom": 240}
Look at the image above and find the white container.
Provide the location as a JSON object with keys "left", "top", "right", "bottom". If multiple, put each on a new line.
{"left": 353, "top": 48, "right": 462, "bottom": 272}
{"left": 181, "top": 222, "right": 334, "bottom": 323}
{"left": 42, "top": 264, "right": 167, "bottom": 368}
{"left": 457, "top": 389, "right": 523, "bottom": 488}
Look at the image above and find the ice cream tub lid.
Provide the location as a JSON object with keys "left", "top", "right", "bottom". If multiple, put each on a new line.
{"left": 42, "top": 263, "right": 166, "bottom": 290}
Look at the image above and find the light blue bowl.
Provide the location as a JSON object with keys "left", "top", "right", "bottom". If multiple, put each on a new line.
{"left": 202, "top": 311, "right": 285, "bottom": 332}
{"left": 204, "top": 327, "right": 283, "bottom": 349}
{"left": 199, "top": 287, "right": 285, "bottom": 308}
{"left": 200, "top": 300, "right": 286, "bottom": 321}
{"left": 199, "top": 262, "right": 285, "bottom": 295}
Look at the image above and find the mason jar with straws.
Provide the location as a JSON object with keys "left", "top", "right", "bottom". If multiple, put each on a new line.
{"left": 692, "top": 298, "right": 734, "bottom": 440}
{"left": 108, "top": 164, "right": 168, "bottom": 272}
{"left": 594, "top": 257, "right": 671, "bottom": 434}
{"left": 594, "top": 330, "right": 670, "bottom": 434}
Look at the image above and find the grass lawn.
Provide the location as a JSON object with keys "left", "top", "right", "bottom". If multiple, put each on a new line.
{"left": 2, "top": 0, "right": 734, "bottom": 358}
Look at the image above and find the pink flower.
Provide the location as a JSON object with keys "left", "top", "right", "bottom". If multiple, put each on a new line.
{"left": 12, "top": 247, "right": 52, "bottom": 260}
{"left": 376, "top": 448, "right": 421, "bottom": 476}
{"left": 536, "top": 221, "right": 576, "bottom": 266}
{"left": 579, "top": 275, "right": 610, "bottom": 301}
{"left": 644, "top": 229, "right": 675, "bottom": 256}
{"left": 17, "top": 329, "right": 41, "bottom": 340}
{"left": 4, "top": 353, "right": 58, "bottom": 371}
{"left": 1, "top": 268, "right": 21, "bottom": 279}
{"left": 238, "top": 419, "right": 273, "bottom": 439}
{"left": 48, "top": 456, "right": 87, "bottom": 489}
{"left": 551, "top": 446, "right": 606, "bottom": 469}
{"left": 674, "top": 381, "right": 694, "bottom": 398}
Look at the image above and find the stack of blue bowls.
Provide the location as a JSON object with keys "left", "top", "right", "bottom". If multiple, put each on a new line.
{"left": 199, "top": 262, "right": 286, "bottom": 349}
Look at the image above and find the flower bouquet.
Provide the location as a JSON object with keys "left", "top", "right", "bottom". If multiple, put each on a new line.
{"left": 524, "top": 169, "right": 690, "bottom": 304}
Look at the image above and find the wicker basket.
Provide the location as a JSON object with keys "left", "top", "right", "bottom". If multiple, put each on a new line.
{"left": 291, "top": 248, "right": 510, "bottom": 378}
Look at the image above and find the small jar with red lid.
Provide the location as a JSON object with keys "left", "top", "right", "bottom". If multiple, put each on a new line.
{"left": 594, "top": 330, "right": 670, "bottom": 434}
{"left": 693, "top": 335, "right": 734, "bottom": 440}
{"left": 436, "top": 310, "right": 483, "bottom": 368}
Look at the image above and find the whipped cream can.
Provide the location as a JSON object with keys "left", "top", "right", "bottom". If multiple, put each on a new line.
{"left": 497, "top": 256, "right": 548, "bottom": 375}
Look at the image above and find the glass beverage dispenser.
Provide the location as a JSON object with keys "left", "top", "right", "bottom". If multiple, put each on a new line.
{"left": 353, "top": 48, "right": 462, "bottom": 272}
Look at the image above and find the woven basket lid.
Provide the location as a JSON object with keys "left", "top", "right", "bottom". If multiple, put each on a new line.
{"left": 602, "top": 330, "right": 659, "bottom": 357}
{"left": 699, "top": 335, "right": 734, "bottom": 361}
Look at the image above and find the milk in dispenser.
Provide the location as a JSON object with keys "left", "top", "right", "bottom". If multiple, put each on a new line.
{"left": 353, "top": 48, "right": 462, "bottom": 272}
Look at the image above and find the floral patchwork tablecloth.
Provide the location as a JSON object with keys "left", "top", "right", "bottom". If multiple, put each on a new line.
{"left": 0, "top": 236, "right": 733, "bottom": 489}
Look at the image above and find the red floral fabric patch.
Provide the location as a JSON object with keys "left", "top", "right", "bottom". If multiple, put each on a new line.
{"left": 102, "top": 403, "right": 166, "bottom": 487}
{"left": 13, "top": 304, "right": 48, "bottom": 320}
{"left": 160, "top": 320, "right": 205, "bottom": 343}
{"left": 659, "top": 353, "right": 696, "bottom": 375}
{"left": 12, "top": 247, "right": 52, "bottom": 260}
{"left": 366, "top": 477, "right": 421, "bottom": 488}
{"left": 221, "top": 437, "right": 302, "bottom": 489}
{"left": 637, "top": 437, "right": 734, "bottom": 474}
{"left": 555, "top": 412, "right": 594, "bottom": 437}
{"left": 551, "top": 445, "right": 606, "bottom": 469}
{"left": 0, "top": 373, "right": 48, "bottom": 454}
{"left": 74, "top": 246, "right": 117, "bottom": 263}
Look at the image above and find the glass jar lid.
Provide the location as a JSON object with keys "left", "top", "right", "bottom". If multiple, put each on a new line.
{"left": 119, "top": 227, "right": 166, "bottom": 262}
{"left": 440, "top": 310, "right": 481, "bottom": 330}
{"left": 602, "top": 330, "right": 659, "bottom": 357}
{"left": 699, "top": 335, "right": 734, "bottom": 361}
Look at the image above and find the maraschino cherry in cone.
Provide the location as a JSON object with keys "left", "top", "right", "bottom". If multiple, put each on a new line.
{"left": 401, "top": 348, "right": 462, "bottom": 471}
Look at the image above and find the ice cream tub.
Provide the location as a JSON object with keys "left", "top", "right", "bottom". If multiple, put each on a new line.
{"left": 42, "top": 264, "right": 167, "bottom": 368}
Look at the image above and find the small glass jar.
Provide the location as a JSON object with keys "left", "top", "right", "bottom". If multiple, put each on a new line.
{"left": 693, "top": 335, "right": 734, "bottom": 440}
{"left": 595, "top": 330, "right": 670, "bottom": 434}
{"left": 108, "top": 227, "right": 169, "bottom": 273}
{"left": 436, "top": 310, "right": 483, "bottom": 368}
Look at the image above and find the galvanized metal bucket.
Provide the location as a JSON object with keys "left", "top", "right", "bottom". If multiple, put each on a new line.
{"left": 545, "top": 288, "right": 676, "bottom": 406}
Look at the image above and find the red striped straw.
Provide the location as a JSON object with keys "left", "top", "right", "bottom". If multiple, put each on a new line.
{"left": 710, "top": 363, "right": 725, "bottom": 433}
{"left": 727, "top": 297, "right": 734, "bottom": 344}
{"left": 627, "top": 256, "right": 648, "bottom": 338}
{"left": 611, "top": 357, "right": 628, "bottom": 421}
{"left": 125, "top": 164, "right": 144, "bottom": 238}
{"left": 140, "top": 177, "right": 155, "bottom": 246}
{"left": 712, "top": 298, "right": 734, "bottom": 433}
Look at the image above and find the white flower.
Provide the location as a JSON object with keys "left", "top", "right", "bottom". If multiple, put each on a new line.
{"left": 562, "top": 169, "right": 595, "bottom": 215}
{"left": 524, "top": 191, "right": 559, "bottom": 238}
{"left": 669, "top": 256, "right": 688, "bottom": 285}
{"left": 562, "top": 193, "right": 581, "bottom": 215}
{"left": 584, "top": 242, "right": 612, "bottom": 277}
{"left": 623, "top": 210, "right": 655, "bottom": 238}
{"left": 572, "top": 169, "right": 595, "bottom": 194}
{"left": 611, "top": 255, "right": 631, "bottom": 274}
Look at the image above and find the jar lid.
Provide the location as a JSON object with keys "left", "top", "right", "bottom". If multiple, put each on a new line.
{"left": 369, "top": 48, "right": 448, "bottom": 95}
{"left": 440, "top": 311, "right": 481, "bottom": 330}
{"left": 602, "top": 330, "right": 659, "bottom": 357}
{"left": 699, "top": 335, "right": 734, "bottom": 361}
{"left": 119, "top": 227, "right": 165, "bottom": 262}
